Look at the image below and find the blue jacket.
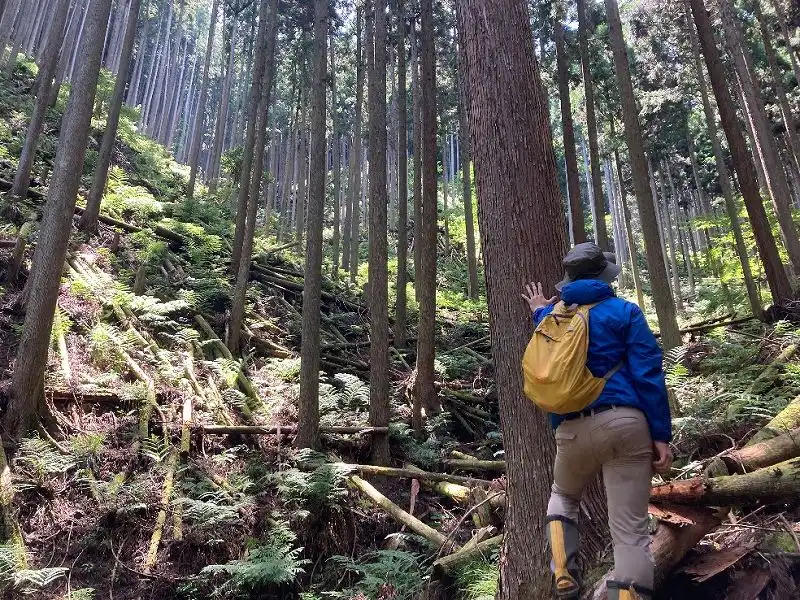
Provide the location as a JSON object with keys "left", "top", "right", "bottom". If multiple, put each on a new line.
{"left": 533, "top": 279, "right": 672, "bottom": 442}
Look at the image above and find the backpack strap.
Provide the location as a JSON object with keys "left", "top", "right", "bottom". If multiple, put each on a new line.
{"left": 603, "top": 361, "right": 624, "bottom": 381}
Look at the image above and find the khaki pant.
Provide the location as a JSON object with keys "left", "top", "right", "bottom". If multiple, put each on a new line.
{"left": 547, "top": 406, "right": 654, "bottom": 590}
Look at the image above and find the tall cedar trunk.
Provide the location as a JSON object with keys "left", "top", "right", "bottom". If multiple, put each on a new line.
{"left": 368, "top": 0, "right": 389, "bottom": 464}
{"left": 756, "top": 1, "right": 800, "bottom": 180}
{"left": 577, "top": 0, "right": 608, "bottom": 249}
{"left": 7, "top": 0, "right": 112, "bottom": 443}
{"left": 295, "top": 116, "right": 308, "bottom": 245}
{"left": 395, "top": 0, "right": 409, "bottom": 346}
{"left": 554, "top": 13, "right": 586, "bottom": 245}
{"left": 686, "top": 1, "right": 761, "bottom": 316}
{"left": 613, "top": 146, "right": 646, "bottom": 309}
{"left": 718, "top": 0, "right": 800, "bottom": 275}
{"left": 80, "top": 0, "right": 141, "bottom": 232}
{"left": 458, "top": 0, "right": 565, "bottom": 595}
{"left": 347, "top": 12, "right": 365, "bottom": 281}
{"left": 228, "top": 0, "right": 278, "bottom": 356}
{"left": 342, "top": 13, "right": 361, "bottom": 274}
{"left": 230, "top": 0, "right": 268, "bottom": 276}
{"left": 186, "top": 0, "right": 219, "bottom": 198}
{"left": 661, "top": 165, "right": 684, "bottom": 314}
{"left": 454, "top": 3, "right": 479, "bottom": 300}
{"left": 604, "top": 0, "right": 681, "bottom": 349}
{"left": 411, "top": 20, "right": 422, "bottom": 306}
{"left": 208, "top": 18, "right": 237, "bottom": 194}
{"left": 10, "top": 0, "right": 70, "bottom": 201}
{"left": 605, "top": 157, "right": 627, "bottom": 286}
{"left": 297, "top": 0, "right": 328, "bottom": 450}
{"left": 331, "top": 32, "right": 342, "bottom": 277}
{"left": 415, "top": 0, "right": 440, "bottom": 422}
{"left": 688, "top": 0, "right": 792, "bottom": 305}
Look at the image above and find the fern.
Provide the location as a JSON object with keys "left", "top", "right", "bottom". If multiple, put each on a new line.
{"left": 175, "top": 492, "right": 250, "bottom": 529}
{"left": 200, "top": 525, "right": 308, "bottom": 593}
{"left": 16, "top": 436, "right": 75, "bottom": 484}
{"left": 273, "top": 451, "right": 348, "bottom": 514}
{"left": 69, "top": 589, "right": 96, "bottom": 600}
{"left": 327, "top": 550, "right": 428, "bottom": 600}
{"left": 11, "top": 567, "right": 68, "bottom": 594}
{"left": 142, "top": 435, "right": 170, "bottom": 463}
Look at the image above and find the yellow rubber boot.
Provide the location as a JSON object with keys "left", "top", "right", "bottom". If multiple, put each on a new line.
{"left": 546, "top": 516, "right": 580, "bottom": 599}
{"left": 607, "top": 580, "right": 653, "bottom": 600}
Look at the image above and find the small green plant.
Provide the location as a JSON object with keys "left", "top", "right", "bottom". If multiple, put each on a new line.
{"left": 327, "top": 550, "right": 428, "bottom": 600}
{"left": 175, "top": 492, "right": 251, "bottom": 530}
{"left": 88, "top": 323, "right": 126, "bottom": 370}
{"left": 271, "top": 358, "right": 301, "bottom": 382}
{"left": 16, "top": 436, "right": 75, "bottom": 485}
{"left": 455, "top": 560, "right": 499, "bottom": 600}
{"left": 273, "top": 454, "right": 349, "bottom": 517}
{"left": 70, "top": 433, "right": 105, "bottom": 469}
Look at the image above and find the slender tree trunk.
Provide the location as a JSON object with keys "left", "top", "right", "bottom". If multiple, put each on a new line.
{"left": 80, "top": 0, "right": 141, "bottom": 232}
{"left": 209, "top": 18, "right": 236, "bottom": 194}
{"left": 411, "top": 20, "right": 422, "bottom": 304}
{"left": 415, "top": 0, "right": 440, "bottom": 423}
{"left": 661, "top": 165, "right": 684, "bottom": 314}
{"left": 295, "top": 117, "right": 308, "bottom": 245}
{"left": 330, "top": 31, "right": 341, "bottom": 277}
{"left": 395, "top": 0, "right": 409, "bottom": 345}
{"left": 689, "top": 0, "right": 792, "bottom": 305}
{"left": 459, "top": 0, "right": 566, "bottom": 595}
{"left": 348, "top": 11, "right": 365, "bottom": 283}
{"left": 10, "top": 0, "right": 70, "bottom": 200}
{"left": 613, "top": 147, "right": 645, "bottom": 308}
{"left": 296, "top": 0, "right": 327, "bottom": 450}
{"left": 186, "top": 0, "right": 219, "bottom": 198}
{"left": 554, "top": 12, "right": 585, "bottom": 245}
{"left": 604, "top": 0, "right": 681, "bottom": 349}
{"left": 7, "top": 0, "right": 112, "bottom": 443}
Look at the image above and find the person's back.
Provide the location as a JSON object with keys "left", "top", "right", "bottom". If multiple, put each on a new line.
{"left": 522, "top": 243, "right": 672, "bottom": 600}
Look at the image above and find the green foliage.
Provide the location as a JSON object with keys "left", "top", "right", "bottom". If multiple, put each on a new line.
{"left": 16, "top": 436, "right": 75, "bottom": 485}
{"left": 175, "top": 492, "right": 251, "bottom": 530}
{"left": 455, "top": 560, "right": 499, "bottom": 600}
{"left": 70, "top": 433, "right": 105, "bottom": 469}
{"left": 272, "top": 452, "right": 349, "bottom": 517}
{"left": 270, "top": 357, "right": 302, "bottom": 382}
{"left": 389, "top": 423, "right": 441, "bottom": 470}
{"left": 326, "top": 550, "right": 428, "bottom": 599}
{"left": 98, "top": 166, "right": 164, "bottom": 222}
{"left": 87, "top": 323, "right": 127, "bottom": 370}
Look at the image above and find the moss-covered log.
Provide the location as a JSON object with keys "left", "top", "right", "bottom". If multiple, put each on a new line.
{"left": 748, "top": 393, "right": 800, "bottom": 445}
{"left": 432, "top": 534, "right": 503, "bottom": 574}
{"left": 442, "top": 458, "right": 506, "bottom": 473}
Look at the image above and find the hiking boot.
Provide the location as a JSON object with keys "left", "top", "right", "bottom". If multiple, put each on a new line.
{"left": 547, "top": 515, "right": 581, "bottom": 599}
{"left": 607, "top": 580, "right": 653, "bottom": 600}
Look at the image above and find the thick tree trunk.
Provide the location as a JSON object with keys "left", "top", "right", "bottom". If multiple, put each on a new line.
{"left": 459, "top": 0, "right": 567, "bottom": 596}
{"left": 186, "top": 0, "right": 219, "bottom": 198}
{"left": 10, "top": 0, "right": 69, "bottom": 201}
{"left": 80, "top": 0, "right": 141, "bottom": 233}
{"left": 415, "top": 0, "right": 440, "bottom": 422}
{"left": 577, "top": 0, "right": 607, "bottom": 249}
{"left": 554, "top": 13, "right": 585, "bottom": 246}
{"left": 689, "top": 0, "right": 792, "bottom": 305}
{"left": 7, "top": 0, "right": 112, "bottom": 443}
{"left": 395, "top": 0, "right": 409, "bottom": 346}
{"left": 297, "top": 0, "right": 328, "bottom": 451}
{"left": 605, "top": 0, "right": 682, "bottom": 349}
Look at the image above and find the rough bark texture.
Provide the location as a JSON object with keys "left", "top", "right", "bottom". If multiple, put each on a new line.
{"left": 368, "top": 0, "right": 389, "bottom": 465}
{"left": 688, "top": 0, "right": 792, "bottom": 304}
{"left": 415, "top": 0, "right": 439, "bottom": 422}
{"left": 605, "top": 0, "right": 681, "bottom": 349}
{"left": 577, "top": 0, "right": 607, "bottom": 250}
{"left": 297, "top": 0, "right": 327, "bottom": 450}
{"left": 458, "top": 0, "right": 567, "bottom": 596}
{"left": 394, "top": 0, "right": 409, "bottom": 346}
{"left": 7, "top": 0, "right": 113, "bottom": 443}
{"left": 80, "top": 0, "right": 141, "bottom": 232}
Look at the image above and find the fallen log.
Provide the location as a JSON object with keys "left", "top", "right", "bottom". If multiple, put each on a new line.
{"left": 432, "top": 534, "right": 503, "bottom": 575}
{"left": 47, "top": 388, "right": 123, "bottom": 404}
{"left": 202, "top": 425, "right": 387, "bottom": 435}
{"left": 251, "top": 267, "right": 363, "bottom": 312}
{"left": 747, "top": 342, "right": 799, "bottom": 395}
{"left": 0, "top": 239, "right": 15, "bottom": 248}
{"left": 73, "top": 206, "right": 187, "bottom": 246}
{"left": 405, "top": 463, "right": 471, "bottom": 504}
{"left": 0, "top": 177, "right": 44, "bottom": 200}
{"left": 442, "top": 458, "right": 506, "bottom": 473}
{"left": 748, "top": 393, "right": 800, "bottom": 445}
{"left": 709, "top": 427, "right": 800, "bottom": 474}
{"left": 651, "top": 457, "right": 800, "bottom": 506}
{"left": 592, "top": 505, "right": 723, "bottom": 599}
{"left": 653, "top": 315, "right": 757, "bottom": 339}
{"left": 143, "top": 450, "right": 177, "bottom": 574}
{"left": 350, "top": 475, "right": 455, "bottom": 551}
{"left": 333, "top": 463, "right": 493, "bottom": 487}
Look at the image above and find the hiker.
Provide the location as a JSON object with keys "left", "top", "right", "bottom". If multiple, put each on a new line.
{"left": 521, "top": 242, "right": 673, "bottom": 600}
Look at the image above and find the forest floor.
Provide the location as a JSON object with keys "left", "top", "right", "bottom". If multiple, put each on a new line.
{"left": 0, "top": 62, "right": 799, "bottom": 600}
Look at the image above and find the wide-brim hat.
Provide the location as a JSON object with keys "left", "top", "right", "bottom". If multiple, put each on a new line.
{"left": 554, "top": 242, "right": 622, "bottom": 291}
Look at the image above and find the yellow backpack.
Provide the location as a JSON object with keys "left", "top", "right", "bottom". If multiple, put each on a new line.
{"left": 522, "top": 301, "right": 620, "bottom": 414}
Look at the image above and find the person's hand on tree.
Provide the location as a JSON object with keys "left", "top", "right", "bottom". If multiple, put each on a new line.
{"left": 521, "top": 282, "right": 556, "bottom": 313}
{"left": 652, "top": 441, "right": 673, "bottom": 474}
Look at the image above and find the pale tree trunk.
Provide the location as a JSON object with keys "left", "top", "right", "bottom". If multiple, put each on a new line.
{"left": 454, "top": 3, "right": 480, "bottom": 300}
{"left": 7, "top": 0, "right": 112, "bottom": 444}
{"left": 577, "top": 0, "right": 608, "bottom": 249}
{"left": 331, "top": 31, "right": 341, "bottom": 278}
{"left": 228, "top": 0, "right": 278, "bottom": 356}
{"left": 686, "top": 1, "right": 762, "bottom": 316}
{"left": 613, "top": 147, "right": 645, "bottom": 309}
{"left": 411, "top": 20, "right": 422, "bottom": 306}
{"left": 718, "top": 0, "right": 800, "bottom": 276}
{"left": 395, "top": 0, "right": 409, "bottom": 346}
{"left": 186, "top": 0, "right": 219, "bottom": 198}
{"left": 209, "top": 17, "right": 236, "bottom": 194}
{"left": 605, "top": 0, "right": 681, "bottom": 349}
{"left": 295, "top": 119, "right": 308, "bottom": 246}
{"left": 415, "top": 0, "right": 440, "bottom": 425}
{"left": 458, "top": 0, "right": 566, "bottom": 595}
{"left": 348, "top": 12, "right": 365, "bottom": 283}
{"left": 582, "top": 135, "right": 599, "bottom": 243}
{"left": 367, "top": 0, "right": 389, "bottom": 465}
{"left": 605, "top": 157, "right": 627, "bottom": 286}
{"left": 10, "top": 0, "right": 70, "bottom": 201}
{"left": 554, "top": 10, "right": 586, "bottom": 245}
{"left": 661, "top": 165, "right": 684, "bottom": 314}
{"left": 688, "top": 0, "right": 792, "bottom": 305}
{"left": 297, "top": 0, "right": 327, "bottom": 451}
{"left": 442, "top": 137, "right": 451, "bottom": 256}
{"left": 0, "top": 0, "right": 21, "bottom": 56}
{"left": 279, "top": 126, "right": 296, "bottom": 242}
{"left": 80, "top": 0, "right": 141, "bottom": 232}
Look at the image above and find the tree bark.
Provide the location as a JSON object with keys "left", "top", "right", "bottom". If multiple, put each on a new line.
{"left": 415, "top": 0, "right": 440, "bottom": 423}
{"left": 80, "top": 0, "right": 141, "bottom": 233}
{"left": 394, "top": 0, "right": 409, "bottom": 346}
{"left": 330, "top": 32, "right": 341, "bottom": 277}
{"left": 186, "top": 0, "right": 219, "bottom": 198}
{"left": 688, "top": 0, "right": 792, "bottom": 305}
{"left": 768, "top": 0, "right": 800, "bottom": 97}
{"left": 348, "top": 11, "right": 365, "bottom": 284}
{"left": 577, "top": 0, "right": 607, "bottom": 249}
{"left": 7, "top": 0, "right": 113, "bottom": 443}
{"left": 605, "top": 0, "right": 682, "bottom": 349}
{"left": 661, "top": 164, "right": 684, "bottom": 314}
{"left": 208, "top": 17, "right": 237, "bottom": 194}
{"left": 458, "top": 0, "right": 567, "bottom": 596}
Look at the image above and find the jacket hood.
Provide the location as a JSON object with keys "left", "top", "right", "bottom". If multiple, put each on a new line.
{"left": 560, "top": 279, "right": 615, "bottom": 305}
